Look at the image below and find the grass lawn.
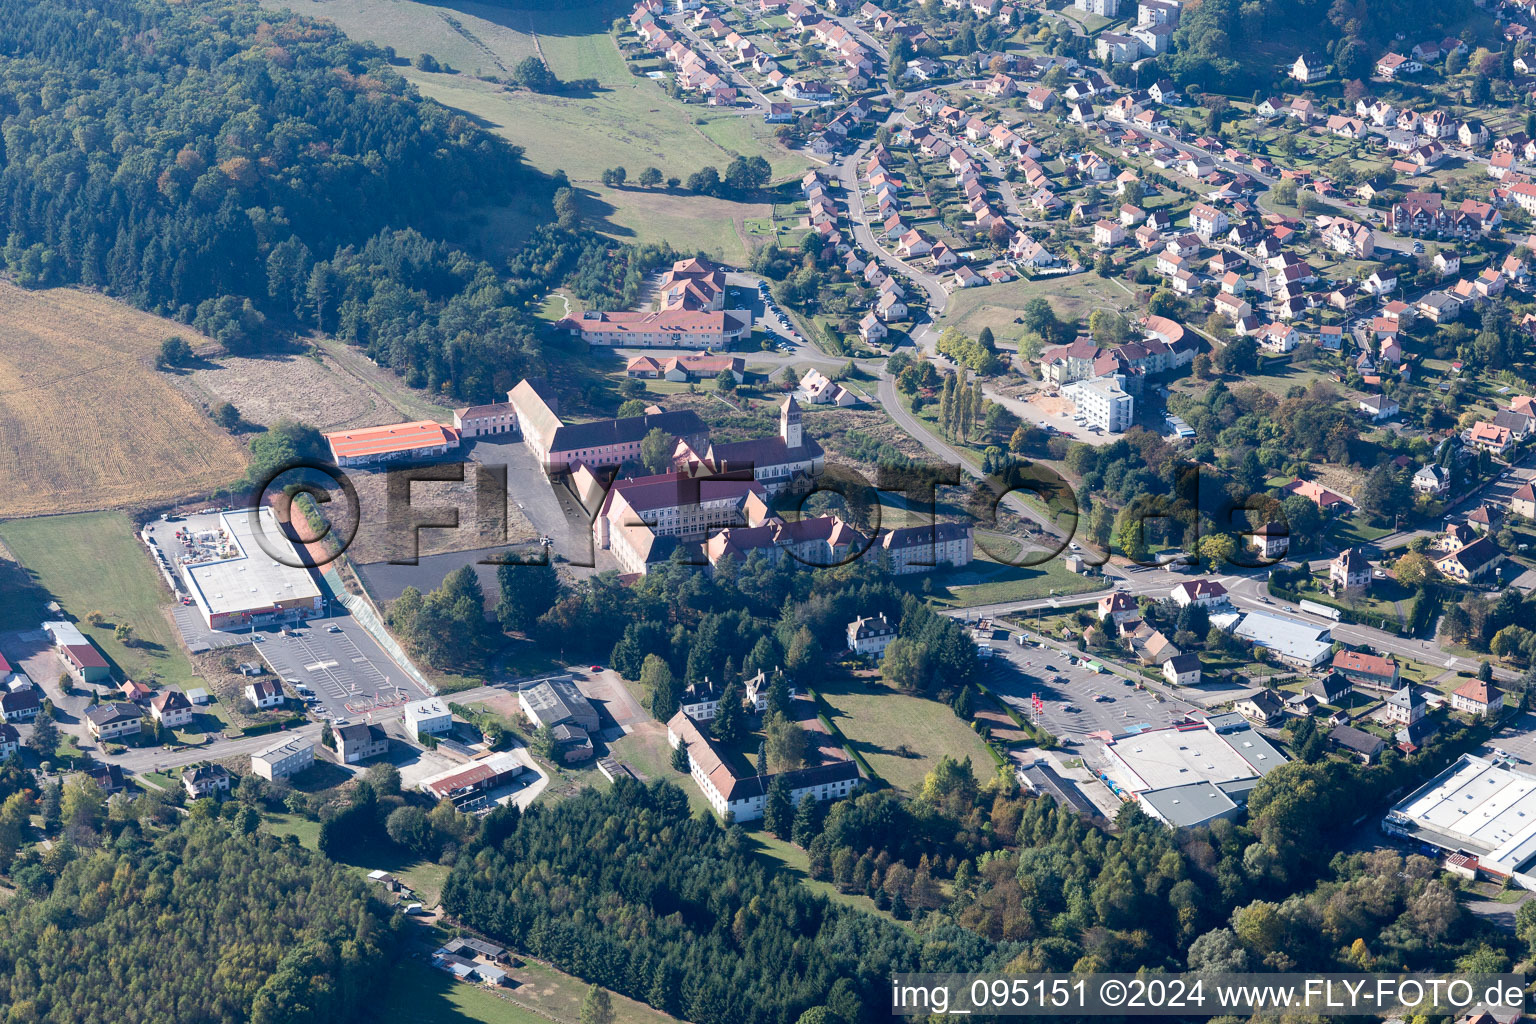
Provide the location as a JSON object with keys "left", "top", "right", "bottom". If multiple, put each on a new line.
{"left": 260, "top": 0, "right": 541, "bottom": 75}
{"left": 377, "top": 961, "right": 553, "bottom": 1024}
{"left": 299, "top": 0, "right": 806, "bottom": 261}
{"left": 1328, "top": 515, "right": 1395, "bottom": 548}
{"left": 0, "top": 511, "right": 208, "bottom": 693}
{"left": 406, "top": 71, "right": 777, "bottom": 262}
{"left": 816, "top": 676, "right": 994, "bottom": 794}
{"left": 919, "top": 552, "right": 1110, "bottom": 608}
{"left": 140, "top": 770, "right": 179, "bottom": 792}
{"left": 263, "top": 811, "right": 322, "bottom": 850}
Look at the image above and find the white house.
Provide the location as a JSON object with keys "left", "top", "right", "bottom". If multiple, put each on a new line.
{"left": 405, "top": 698, "right": 454, "bottom": 737}
{"left": 1170, "top": 579, "right": 1229, "bottom": 608}
{"left": 847, "top": 613, "right": 897, "bottom": 656}
{"left": 245, "top": 679, "right": 285, "bottom": 709}
{"left": 149, "top": 689, "right": 194, "bottom": 729}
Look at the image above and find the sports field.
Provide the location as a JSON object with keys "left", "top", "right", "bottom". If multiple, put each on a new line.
{"left": 0, "top": 511, "right": 208, "bottom": 692}
{"left": 0, "top": 283, "right": 247, "bottom": 517}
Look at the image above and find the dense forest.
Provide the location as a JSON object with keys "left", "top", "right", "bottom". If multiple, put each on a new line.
{"left": 0, "top": 0, "right": 612, "bottom": 401}
{"left": 443, "top": 780, "right": 1011, "bottom": 1024}
{"left": 1164, "top": 0, "right": 1476, "bottom": 89}
{"left": 0, "top": 819, "right": 392, "bottom": 1024}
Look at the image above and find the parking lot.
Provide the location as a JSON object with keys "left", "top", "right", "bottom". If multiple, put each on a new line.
{"left": 984, "top": 633, "right": 1190, "bottom": 767}
{"left": 1477, "top": 710, "right": 1536, "bottom": 767}
{"left": 253, "top": 612, "right": 432, "bottom": 723}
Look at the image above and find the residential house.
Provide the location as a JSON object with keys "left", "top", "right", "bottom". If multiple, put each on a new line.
{"left": 85, "top": 702, "right": 143, "bottom": 741}
{"left": 1163, "top": 652, "right": 1202, "bottom": 686}
{"left": 847, "top": 614, "right": 897, "bottom": 656}
{"left": 251, "top": 736, "right": 315, "bottom": 781}
{"left": 150, "top": 689, "right": 194, "bottom": 729}
{"left": 405, "top": 698, "right": 454, "bottom": 737}
{"left": 1376, "top": 52, "right": 1421, "bottom": 78}
{"left": 335, "top": 722, "right": 389, "bottom": 765}
{"left": 1097, "top": 591, "right": 1140, "bottom": 625}
{"left": 1292, "top": 53, "right": 1329, "bottom": 82}
{"left": 0, "top": 688, "right": 41, "bottom": 724}
{"left": 1434, "top": 536, "right": 1501, "bottom": 581}
{"left": 183, "top": 762, "right": 231, "bottom": 799}
{"left": 1330, "top": 725, "right": 1386, "bottom": 764}
{"left": 1413, "top": 464, "right": 1450, "bottom": 496}
{"left": 1235, "top": 690, "right": 1285, "bottom": 726}
{"left": 1450, "top": 679, "right": 1499, "bottom": 718}
{"left": 1094, "top": 219, "right": 1125, "bottom": 247}
{"left": 1510, "top": 482, "right": 1536, "bottom": 519}
{"left": 1333, "top": 650, "right": 1399, "bottom": 691}
{"left": 1171, "top": 579, "right": 1229, "bottom": 608}
{"left": 1249, "top": 521, "right": 1289, "bottom": 559}
{"left": 1283, "top": 478, "right": 1351, "bottom": 510}
{"left": 245, "top": 679, "right": 284, "bottom": 708}
{"left": 1330, "top": 547, "right": 1372, "bottom": 593}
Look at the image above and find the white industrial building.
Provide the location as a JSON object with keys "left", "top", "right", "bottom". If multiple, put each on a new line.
{"left": 1384, "top": 754, "right": 1536, "bottom": 888}
{"left": 1231, "top": 611, "right": 1334, "bottom": 669}
{"left": 172, "top": 508, "right": 324, "bottom": 630}
{"left": 1101, "top": 713, "right": 1287, "bottom": 828}
{"left": 1063, "top": 374, "right": 1135, "bottom": 433}
{"left": 405, "top": 698, "right": 454, "bottom": 737}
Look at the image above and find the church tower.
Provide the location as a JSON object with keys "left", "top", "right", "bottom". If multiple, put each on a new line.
{"left": 779, "top": 396, "right": 802, "bottom": 449}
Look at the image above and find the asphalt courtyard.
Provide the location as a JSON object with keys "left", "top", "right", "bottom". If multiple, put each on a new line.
{"left": 984, "top": 634, "right": 1187, "bottom": 764}
{"left": 253, "top": 612, "right": 431, "bottom": 721}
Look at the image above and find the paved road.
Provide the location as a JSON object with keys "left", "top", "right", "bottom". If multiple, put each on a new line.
{"left": 875, "top": 372, "right": 1079, "bottom": 548}
{"left": 835, "top": 136, "right": 951, "bottom": 313}
{"left": 115, "top": 723, "right": 326, "bottom": 774}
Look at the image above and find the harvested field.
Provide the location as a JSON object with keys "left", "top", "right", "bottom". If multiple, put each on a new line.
{"left": 174, "top": 351, "right": 390, "bottom": 431}
{"left": 0, "top": 283, "right": 247, "bottom": 517}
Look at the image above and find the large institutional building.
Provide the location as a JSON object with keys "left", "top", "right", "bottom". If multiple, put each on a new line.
{"left": 513, "top": 378, "right": 974, "bottom": 578}
{"left": 673, "top": 397, "right": 825, "bottom": 495}
{"left": 509, "top": 378, "right": 709, "bottom": 473}
{"left": 555, "top": 257, "right": 751, "bottom": 348}
{"left": 667, "top": 699, "right": 861, "bottom": 821}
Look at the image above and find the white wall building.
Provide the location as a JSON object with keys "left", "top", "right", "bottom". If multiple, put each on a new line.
{"left": 405, "top": 698, "right": 454, "bottom": 737}
{"left": 251, "top": 736, "right": 315, "bottom": 780}
{"left": 1063, "top": 374, "right": 1134, "bottom": 432}
{"left": 847, "top": 613, "right": 897, "bottom": 656}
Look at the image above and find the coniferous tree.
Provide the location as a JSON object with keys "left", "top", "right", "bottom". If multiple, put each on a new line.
{"left": 497, "top": 560, "right": 561, "bottom": 635}
{"left": 711, "top": 680, "right": 745, "bottom": 746}
{"left": 764, "top": 776, "right": 794, "bottom": 840}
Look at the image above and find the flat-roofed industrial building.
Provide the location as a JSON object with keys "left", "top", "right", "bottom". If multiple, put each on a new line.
{"left": 1384, "top": 754, "right": 1536, "bottom": 888}
{"left": 173, "top": 508, "right": 323, "bottom": 630}
{"left": 1101, "top": 714, "right": 1287, "bottom": 828}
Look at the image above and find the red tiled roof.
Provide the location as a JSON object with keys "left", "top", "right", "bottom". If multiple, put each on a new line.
{"left": 325, "top": 421, "right": 458, "bottom": 459}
